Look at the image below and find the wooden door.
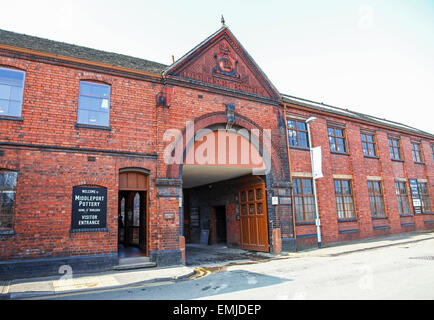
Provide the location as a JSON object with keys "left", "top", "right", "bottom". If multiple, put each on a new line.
{"left": 138, "top": 191, "right": 147, "bottom": 251}
{"left": 119, "top": 171, "right": 148, "bottom": 255}
{"left": 239, "top": 183, "right": 269, "bottom": 252}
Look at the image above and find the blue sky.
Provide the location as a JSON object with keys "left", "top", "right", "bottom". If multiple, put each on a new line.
{"left": 2, "top": 0, "right": 433, "bottom": 134}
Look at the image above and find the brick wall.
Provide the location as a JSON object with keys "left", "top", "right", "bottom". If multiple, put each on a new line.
{"left": 0, "top": 54, "right": 164, "bottom": 262}
{"left": 286, "top": 104, "right": 434, "bottom": 248}
{"left": 0, "top": 146, "right": 157, "bottom": 260}
{"left": 0, "top": 43, "right": 432, "bottom": 267}
{"left": 0, "top": 50, "right": 290, "bottom": 264}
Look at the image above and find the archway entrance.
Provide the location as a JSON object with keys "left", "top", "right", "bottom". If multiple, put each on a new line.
{"left": 181, "top": 128, "right": 270, "bottom": 264}
{"left": 118, "top": 171, "right": 148, "bottom": 259}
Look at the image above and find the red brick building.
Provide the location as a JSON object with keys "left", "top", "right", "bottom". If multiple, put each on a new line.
{"left": 0, "top": 25, "right": 432, "bottom": 279}
{"left": 283, "top": 95, "right": 434, "bottom": 249}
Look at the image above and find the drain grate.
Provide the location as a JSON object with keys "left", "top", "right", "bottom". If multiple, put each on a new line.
{"left": 410, "top": 256, "right": 434, "bottom": 261}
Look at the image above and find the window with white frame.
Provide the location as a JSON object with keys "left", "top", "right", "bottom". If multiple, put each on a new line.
{"left": 77, "top": 81, "right": 111, "bottom": 127}
{"left": 0, "top": 67, "right": 25, "bottom": 117}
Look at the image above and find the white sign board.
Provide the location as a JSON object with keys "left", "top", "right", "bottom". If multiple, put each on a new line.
{"left": 412, "top": 199, "right": 421, "bottom": 207}
{"left": 312, "top": 147, "right": 323, "bottom": 180}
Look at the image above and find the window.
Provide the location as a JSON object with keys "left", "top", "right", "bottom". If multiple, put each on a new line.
{"left": 0, "top": 67, "right": 25, "bottom": 117}
{"left": 368, "top": 181, "right": 385, "bottom": 217}
{"left": 361, "top": 133, "right": 377, "bottom": 157}
{"left": 334, "top": 179, "right": 355, "bottom": 219}
{"left": 287, "top": 120, "right": 309, "bottom": 149}
{"left": 328, "top": 127, "right": 347, "bottom": 153}
{"left": 388, "top": 137, "right": 401, "bottom": 161}
{"left": 431, "top": 144, "right": 434, "bottom": 163}
{"left": 419, "top": 182, "right": 431, "bottom": 213}
{"left": 411, "top": 141, "right": 423, "bottom": 163}
{"left": 0, "top": 170, "right": 18, "bottom": 231}
{"left": 293, "top": 178, "right": 316, "bottom": 222}
{"left": 239, "top": 185, "right": 266, "bottom": 217}
{"left": 395, "top": 181, "right": 410, "bottom": 214}
{"left": 77, "top": 81, "right": 111, "bottom": 127}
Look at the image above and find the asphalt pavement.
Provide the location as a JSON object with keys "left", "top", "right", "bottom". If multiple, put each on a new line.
{"left": 1, "top": 230, "right": 433, "bottom": 300}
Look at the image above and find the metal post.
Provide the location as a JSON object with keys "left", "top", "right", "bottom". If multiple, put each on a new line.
{"left": 306, "top": 119, "right": 322, "bottom": 249}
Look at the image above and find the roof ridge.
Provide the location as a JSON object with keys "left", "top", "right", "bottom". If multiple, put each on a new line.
{"left": 163, "top": 26, "right": 227, "bottom": 75}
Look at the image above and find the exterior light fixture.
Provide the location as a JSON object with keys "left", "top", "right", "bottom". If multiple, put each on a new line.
{"left": 156, "top": 86, "right": 173, "bottom": 108}
{"left": 226, "top": 103, "right": 235, "bottom": 130}
{"left": 156, "top": 92, "right": 168, "bottom": 107}
{"left": 306, "top": 116, "right": 317, "bottom": 124}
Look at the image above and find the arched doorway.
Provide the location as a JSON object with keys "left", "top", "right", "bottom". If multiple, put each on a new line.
{"left": 181, "top": 127, "right": 270, "bottom": 254}
{"left": 118, "top": 170, "right": 148, "bottom": 258}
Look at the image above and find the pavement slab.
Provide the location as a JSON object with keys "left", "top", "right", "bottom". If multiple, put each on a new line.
{"left": 52, "top": 275, "right": 120, "bottom": 293}
{"left": 4, "top": 265, "right": 195, "bottom": 300}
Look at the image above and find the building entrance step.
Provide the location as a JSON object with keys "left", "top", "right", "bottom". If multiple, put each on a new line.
{"left": 114, "top": 257, "right": 156, "bottom": 270}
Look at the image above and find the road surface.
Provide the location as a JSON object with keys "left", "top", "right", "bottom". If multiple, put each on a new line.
{"left": 42, "top": 238, "right": 434, "bottom": 300}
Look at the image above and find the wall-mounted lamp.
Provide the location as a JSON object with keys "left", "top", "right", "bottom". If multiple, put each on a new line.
{"left": 156, "top": 92, "right": 168, "bottom": 107}
{"left": 156, "top": 86, "right": 173, "bottom": 108}
{"left": 226, "top": 103, "right": 235, "bottom": 130}
{"left": 306, "top": 117, "right": 317, "bottom": 124}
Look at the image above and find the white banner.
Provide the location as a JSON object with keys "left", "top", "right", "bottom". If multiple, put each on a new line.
{"left": 312, "top": 146, "right": 323, "bottom": 180}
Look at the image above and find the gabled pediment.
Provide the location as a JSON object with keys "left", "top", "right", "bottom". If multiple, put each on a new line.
{"left": 164, "top": 26, "right": 280, "bottom": 102}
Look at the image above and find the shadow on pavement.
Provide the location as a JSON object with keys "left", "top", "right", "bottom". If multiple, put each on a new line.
{"left": 186, "top": 244, "right": 275, "bottom": 267}
{"left": 144, "top": 269, "right": 292, "bottom": 300}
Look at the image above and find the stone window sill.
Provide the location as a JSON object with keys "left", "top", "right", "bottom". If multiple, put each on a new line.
{"left": 75, "top": 123, "right": 111, "bottom": 131}
{"left": 0, "top": 230, "right": 16, "bottom": 236}
{"left": 338, "top": 218, "right": 358, "bottom": 222}
{"left": 296, "top": 221, "right": 316, "bottom": 226}
{"left": 331, "top": 151, "right": 350, "bottom": 156}
{"left": 290, "top": 146, "right": 310, "bottom": 152}
{"left": 364, "top": 155, "right": 379, "bottom": 160}
{"left": 391, "top": 158, "right": 404, "bottom": 163}
{"left": 0, "top": 116, "right": 23, "bottom": 122}
{"left": 372, "top": 216, "right": 388, "bottom": 220}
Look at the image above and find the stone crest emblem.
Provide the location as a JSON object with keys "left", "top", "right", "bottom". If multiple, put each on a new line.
{"left": 214, "top": 43, "right": 238, "bottom": 78}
